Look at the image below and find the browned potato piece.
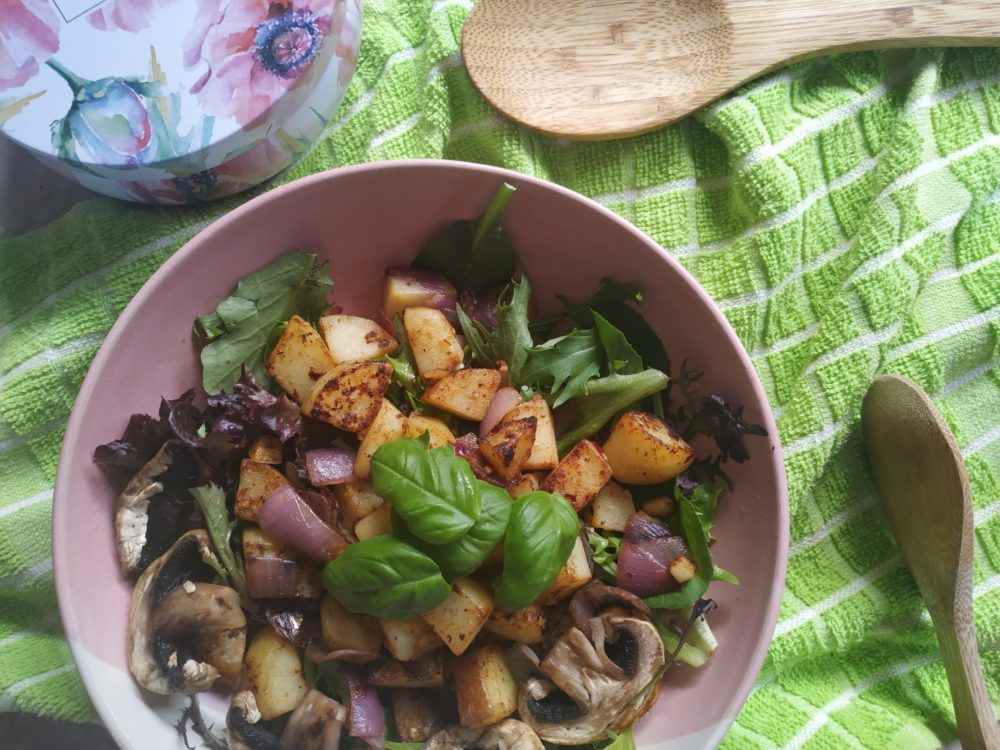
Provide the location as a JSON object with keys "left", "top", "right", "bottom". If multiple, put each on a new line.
{"left": 390, "top": 689, "right": 447, "bottom": 742}
{"left": 247, "top": 435, "right": 283, "bottom": 464}
{"left": 508, "top": 472, "right": 542, "bottom": 499}
{"left": 453, "top": 645, "right": 518, "bottom": 728}
{"left": 354, "top": 502, "right": 393, "bottom": 540}
{"left": 402, "top": 415, "right": 455, "bottom": 448}
{"left": 542, "top": 439, "right": 612, "bottom": 511}
{"left": 194, "top": 627, "right": 246, "bottom": 681}
{"left": 670, "top": 555, "right": 698, "bottom": 584}
{"left": 302, "top": 360, "right": 392, "bottom": 433}
{"left": 404, "top": 307, "right": 463, "bottom": 382}
{"left": 497, "top": 396, "right": 558, "bottom": 470}
{"left": 479, "top": 416, "right": 537, "bottom": 480}
{"left": 421, "top": 577, "right": 495, "bottom": 656}
{"left": 235, "top": 459, "right": 291, "bottom": 521}
{"left": 319, "top": 595, "right": 383, "bottom": 653}
{"left": 332, "top": 479, "right": 385, "bottom": 530}
{"left": 266, "top": 315, "right": 336, "bottom": 403}
{"left": 537, "top": 535, "right": 592, "bottom": 605}
{"left": 355, "top": 399, "right": 406, "bottom": 479}
{"left": 421, "top": 368, "right": 502, "bottom": 420}
{"left": 379, "top": 617, "right": 443, "bottom": 662}
{"left": 602, "top": 411, "right": 695, "bottom": 484}
{"left": 242, "top": 526, "right": 323, "bottom": 599}
{"left": 319, "top": 314, "right": 398, "bottom": 364}
{"left": 483, "top": 604, "right": 545, "bottom": 644}
{"left": 369, "top": 652, "right": 445, "bottom": 688}
{"left": 583, "top": 480, "right": 635, "bottom": 533}
{"left": 243, "top": 627, "right": 310, "bottom": 720}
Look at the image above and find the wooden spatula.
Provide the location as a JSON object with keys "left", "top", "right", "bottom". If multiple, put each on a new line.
{"left": 462, "top": 0, "right": 1000, "bottom": 140}
{"left": 862, "top": 375, "right": 1000, "bottom": 750}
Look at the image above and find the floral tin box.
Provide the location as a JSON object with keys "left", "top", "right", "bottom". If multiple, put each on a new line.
{"left": 0, "top": 0, "right": 361, "bottom": 204}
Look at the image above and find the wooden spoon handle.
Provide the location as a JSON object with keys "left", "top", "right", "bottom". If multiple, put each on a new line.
{"left": 931, "top": 609, "right": 1000, "bottom": 750}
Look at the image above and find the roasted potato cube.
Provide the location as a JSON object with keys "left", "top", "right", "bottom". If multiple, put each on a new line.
{"left": 354, "top": 502, "right": 394, "bottom": 540}
{"left": 602, "top": 411, "right": 695, "bottom": 484}
{"left": 380, "top": 617, "right": 443, "bottom": 662}
{"left": 369, "top": 651, "right": 445, "bottom": 688}
{"left": 542, "top": 439, "right": 612, "bottom": 511}
{"left": 382, "top": 268, "right": 457, "bottom": 321}
{"left": 583, "top": 480, "right": 635, "bottom": 533}
{"left": 194, "top": 627, "right": 246, "bottom": 680}
{"left": 302, "top": 360, "right": 393, "bottom": 433}
{"left": 508, "top": 472, "right": 543, "bottom": 499}
{"left": 421, "top": 368, "right": 502, "bottom": 420}
{"left": 421, "top": 577, "right": 495, "bottom": 656}
{"left": 670, "top": 555, "right": 698, "bottom": 584}
{"left": 537, "top": 535, "right": 592, "bottom": 605}
{"left": 320, "top": 595, "right": 383, "bottom": 654}
{"left": 247, "top": 435, "right": 283, "bottom": 464}
{"left": 243, "top": 626, "right": 310, "bottom": 720}
{"left": 332, "top": 479, "right": 385, "bottom": 530}
{"left": 403, "top": 307, "right": 463, "bottom": 382}
{"left": 641, "top": 496, "right": 674, "bottom": 517}
{"left": 319, "top": 314, "right": 398, "bottom": 364}
{"left": 266, "top": 315, "right": 336, "bottom": 403}
{"left": 402, "top": 414, "right": 456, "bottom": 448}
{"left": 235, "top": 459, "right": 291, "bottom": 521}
{"left": 483, "top": 604, "right": 545, "bottom": 644}
{"left": 497, "top": 396, "right": 557, "bottom": 470}
{"left": 479, "top": 417, "right": 537, "bottom": 480}
{"left": 453, "top": 645, "right": 518, "bottom": 728}
{"left": 390, "top": 689, "right": 448, "bottom": 742}
{"left": 355, "top": 399, "right": 406, "bottom": 479}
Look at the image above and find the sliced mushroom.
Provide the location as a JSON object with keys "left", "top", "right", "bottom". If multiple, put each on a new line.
{"left": 423, "top": 719, "right": 544, "bottom": 750}
{"left": 568, "top": 581, "right": 653, "bottom": 630}
{"left": 517, "top": 613, "right": 665, "bottom": 745}
{"left": 281, "top": 689, "right": 348, "bottom": 750}
{"left": 117, "top": 440, "right": 206, "bottom": 576}
{"left": 128, "top": 529, "right": 246, "bottom": 694}
{"left": 228, "top": 691, "right": 282, "bottom": 750}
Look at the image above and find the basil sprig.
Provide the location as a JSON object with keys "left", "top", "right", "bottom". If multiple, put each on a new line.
{"left": 493, "top": 491, "right": 580, "bottom": 610}
{"left": 321, "top": 536, "right": 450, "bottom": 620}
{"left": 371, "top": 437, "right": 481, "bottom": 544}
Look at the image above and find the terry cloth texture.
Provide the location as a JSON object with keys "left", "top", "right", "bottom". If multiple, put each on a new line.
{"left": 2, "top": 1, "right": 1000, "bottom": 747}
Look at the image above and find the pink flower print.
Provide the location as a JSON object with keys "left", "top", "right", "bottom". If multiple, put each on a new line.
{"left": 330, "top": 0, "right": 360, "bottom": 86}
{"left": 86, "top": 0, "right": 180, "bottom": 33}
{"left": 0, "top": 0, "right": 60, "bottom": 92}
{"left": 183, "top": 0, "right": 332, "bottom": 128}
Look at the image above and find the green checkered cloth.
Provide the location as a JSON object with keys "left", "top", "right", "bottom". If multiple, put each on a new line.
{"left": 2, "top": 1, "right": 999, "bottom": 746}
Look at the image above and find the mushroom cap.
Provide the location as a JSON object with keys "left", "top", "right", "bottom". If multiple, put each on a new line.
{"left": 128, "top": 529, "right": 245, "bottom": 694}
{"left": 227, "top": 691, "right": 282, "bottom": 750}
{"left": 280, "top": 689, "right": 348, "bottom": 750}
{"left": 423, "top": 719, "right": 544, "bottom": 750}
{"left": 517, "top": 613, "right": 665, "bottom": 745}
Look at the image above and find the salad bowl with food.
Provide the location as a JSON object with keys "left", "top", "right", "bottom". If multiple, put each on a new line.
{"left": 53, "top": 160, "right": 787, "bottom": 750}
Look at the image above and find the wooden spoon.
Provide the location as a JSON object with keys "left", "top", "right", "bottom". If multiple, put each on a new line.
{"left": 462, "top": 0, "right": 1000, "bottom": 140}
{"left": 861, "top": 375, "right": 1000, "bottom": 750}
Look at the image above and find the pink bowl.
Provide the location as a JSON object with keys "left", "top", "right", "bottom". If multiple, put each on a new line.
{"left": 53, "top": 159, "right": 788, "bottom": 749}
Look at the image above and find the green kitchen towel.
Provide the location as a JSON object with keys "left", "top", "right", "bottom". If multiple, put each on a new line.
{"left": 2, "top": 1, "right": 1000, "bottom": 747}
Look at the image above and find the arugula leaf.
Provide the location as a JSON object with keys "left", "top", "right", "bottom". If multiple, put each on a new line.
{"left": 195, "top": 252, "right": 333, "bottom": 394}
{"left": 520, "top": 329, "right": 602, "bottom": 407}
{"left": 412, "top": 183, "right": 517, "bottom": 293}
{"left": 384, "top": 744, "right": 423, "bottom": 750}
{"left": 457, "top": 303, "right": 501, "bottom": 368}
{"left": 382, "top": 313, "right": 422, "bottom": 408}
{"left": 493, "top": 491, "right": 579, "bottom": 610}
{"left": 394, "top": 480, "right": 511, "bottom": 580}
{"left": 587, "top": 528, "right": 621, "bottom": 584}
{"left": 321, "top": 536, "right": 451, "bottom": 619}
{"left": 458, "top": 277, "right": 534, "bottom": 386}
{"left": 591, "top": 300, "right": 670, "bottom": 375}
{"left": 371, "top": 437, "right": 481, "bottom": 544}
{"left": 531, "top": 278, "right": 642, "bottom": 335}
{"left": 556, "top": 369, "right": 669, "bottom": 454}
{"left": 592, "top": 309, "right": 643, "bottom": 375}
{"left": 600, "top": 727, "right": 638, "bottom": 750}
{"left": 189, "top": 484, "right": 249, "bottom": 606}
{"left": 644, "top": 481, "right": 737, "bottom": 609}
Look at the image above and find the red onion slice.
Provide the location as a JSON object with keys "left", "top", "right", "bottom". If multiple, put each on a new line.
{"left": 615, "top": 513, "right": 689, "bottom": 597}
{"left": 343, "top": 665, "right": 385, "bottom": 748}
{"left": 306, "top": 447, "right": 357, "bottom": 486}
{"left": 479, "top": 387, "right": 522, "bottom": 437}
{"left": 258, "top": 485, "right": 348, "bottom": 563}
{"left": 245, "top": 556, "right": 300, "bottom": 599}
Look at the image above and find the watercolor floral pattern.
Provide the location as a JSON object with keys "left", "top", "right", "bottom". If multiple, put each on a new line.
{"left": 86, "top": 0, "right": 181, "bottom": 33}
{"left": 0, "top": 0, "right": 60, "bottom": 91}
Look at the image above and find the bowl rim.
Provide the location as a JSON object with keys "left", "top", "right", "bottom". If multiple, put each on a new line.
{"left": 53, "top": 158, "right": 789, "bottom": 749}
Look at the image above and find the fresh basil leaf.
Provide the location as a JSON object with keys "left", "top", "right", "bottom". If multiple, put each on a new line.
{"left": 592, "top": 309, "right": 643, "bottom": 375}
{"left": 195, "top": 252, "right": 333, "bottom": 394}
{"left": 322, "top": 536, "right": 450, "bottom": 619}
{"left": 394, "top": 480, "right": 511, "bottom": 581}
{"left": 412, "top": 183, "right": 517, "bottom": 293}
{"left": 493, "top": 491, "right": 579, "bottom": 610}
{"left": 520, "top": 329, "right": 602, "bottom": 407}
{"left": 189, "top": 484, "right": 249, "bottom": 606}
{"left": 371, "top": 438, "right": 481, "bottom": 544}
{"left": 556, "top": 369, "right": 669, "bottom": 454}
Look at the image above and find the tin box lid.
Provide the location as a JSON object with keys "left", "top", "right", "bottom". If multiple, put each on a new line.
{"left": 0, "top": 0, "right": 360, "bottom": 180}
